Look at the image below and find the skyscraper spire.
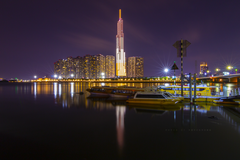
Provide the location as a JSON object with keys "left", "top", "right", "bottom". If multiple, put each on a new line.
{"left": 116, "top": 9, "right": 126, "bottom": 77}
{"left": 119, "top": 9, "right": 121, "bottom": 19}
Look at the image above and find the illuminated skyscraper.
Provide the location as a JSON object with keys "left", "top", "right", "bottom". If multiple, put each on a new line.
{"left": 116, "top": 9, "right": 126, "bottom": 77}
{"left": 127, "top": 56, "right": 144, "bottom": 78}
{"left": 105, "top": 55, "right": 115, "bottom": 78}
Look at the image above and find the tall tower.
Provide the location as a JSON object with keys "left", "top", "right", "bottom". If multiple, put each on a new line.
{"left": 116, "top": 9, "right": 126, "bottom": 77}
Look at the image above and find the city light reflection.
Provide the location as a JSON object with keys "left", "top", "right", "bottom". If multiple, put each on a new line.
{"left": 59, "top": 83, "right": 62, "bottom": 97}
{"left": 54, "top": 82, "right": 57, "bottom": 100}
{"left": 34, "top": 82, "right": 37, "bottom": 99}
{"left": 70, "top": 82, "right": 74, "bottom": 98}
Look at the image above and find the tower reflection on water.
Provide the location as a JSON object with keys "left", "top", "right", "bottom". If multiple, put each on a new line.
{"left": 116, "top": 106, "right": 126, "bottom": 151}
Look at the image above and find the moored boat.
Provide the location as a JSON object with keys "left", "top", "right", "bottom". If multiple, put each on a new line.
{"left": 213, "top": 98, "right": 240, "bottom": 105}
{"left": 157, "top": 84, "right": 222, "bottom": 97}
{"left": 86, "top": 86, "right": 144, "bottom": 97}
{"left": 126, "top": 91, "right": 179, "bottom": 105}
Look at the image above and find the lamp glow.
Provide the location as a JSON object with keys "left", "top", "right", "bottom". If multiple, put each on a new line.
{"left": 164, "top": 68, "right": 169, "bottom": 72}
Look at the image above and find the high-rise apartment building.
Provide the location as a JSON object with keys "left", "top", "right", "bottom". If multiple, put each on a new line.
{"left": 105, "top": 55, "right": 115, "bottom": 78}
{"left": 66, "top": 57, "right": 75, "bottom": 78}
{"left": 127, "top": 56, "right": 144, "bottom": 78}
{"left": 96, "top": 54, "right": 105, "bottom": 78}
{"left": 83, "top": 55, "right": 91, "bottom": 79}
{"left": 200, "top": 62, "right": 208, "bottom": 75}
{"left": 54, "top": 59, "right": 67, "bottom": 78}
{"left": 116, "top": 9, "right": 126, "bottom": 77}
{"left": 136, "top": 57, "right": 144, "bottom": 77}
{"left": 55, "top": 55, "right": 105, "bottom": 79}
{"left": 90, "top": 55, "right": 97, "bottom": 79}
{"left": 127, "top": 57, "right": 135, "bottom": 78}
{"left": 74, "top": 56, "right": 84, "bottom": 78}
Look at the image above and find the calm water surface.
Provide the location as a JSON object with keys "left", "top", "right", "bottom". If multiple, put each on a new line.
{"left": 0, "top": 82, "right": 240, "bottom": 159}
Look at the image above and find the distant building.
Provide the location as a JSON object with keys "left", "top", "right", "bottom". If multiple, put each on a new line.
{"left": 83, "top": 55, "right": 91, "bottom": 79}
{"left": 200, "top": 62, "right": 208, "bottom": 76}
{"left": 127, "top": 56, "right": 144, "bottom": 78}
{"left": 105, "top": 55, "right": 115, "bottom": 78}
{"left": 54, "top": 54, "right": 109, "bottom": 79}
{"left": 96, "top": 54, "right": 105, "bottom": 78}
{"left": 54, "top": 59, "right": 67, "bottom": 78}
{"left": 74, "top": 56, "right": 84, "bottom": 78}
{"left": 66, "top": 57, "right": 75, "bottom": 78}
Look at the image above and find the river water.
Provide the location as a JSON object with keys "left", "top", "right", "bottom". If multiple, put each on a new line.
{"left": 0, "top": 82, "right": 240, "bottom": 159}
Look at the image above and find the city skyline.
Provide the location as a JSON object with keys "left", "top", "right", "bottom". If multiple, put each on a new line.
{"left": 1, "top": 0, "right": 240, "bottom": 79}
{"left": 53, "top": 54, "right": 144, "bottom": 79}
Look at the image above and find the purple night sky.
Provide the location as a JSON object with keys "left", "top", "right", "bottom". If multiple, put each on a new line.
{"left": 1, "top": 0, "right": 240, "bottom": 79}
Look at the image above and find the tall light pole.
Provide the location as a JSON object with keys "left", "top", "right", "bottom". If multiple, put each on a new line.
{"left": 171, "top": 62, "right": 179, "bottom": 96}
{"left": 173, "top": 39, "right": 191, "bottom": 96}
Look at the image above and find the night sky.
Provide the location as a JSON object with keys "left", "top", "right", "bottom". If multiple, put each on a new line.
{"left": 1, "top": 0, "right": 240, "bottom": 79}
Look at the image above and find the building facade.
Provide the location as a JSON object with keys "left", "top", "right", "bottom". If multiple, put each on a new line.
{"left": 54, "top": 59, "right": 67, "bottom": 78}
{"left": 96, "top": 54, "right": 105, "bottom": 78}
{"left": 83, "top": 55, "right": 91, "bottom": 79}
{"left": 74, "top": 56, "right": 84, "bottom": 78}
{"left": 116, "top": 9, "right": 126, "bottom": 77}
{"left": 105, "top": 55, "right": 115, "bottom": 78}
{"left": 127, "top": 56, "right": 144, "bottom": 78}
{"left": 200, "top": 62, "right": 208, "bottom": 76}
{"left": 54, "top": 54, "right": 108, "bottom": 79}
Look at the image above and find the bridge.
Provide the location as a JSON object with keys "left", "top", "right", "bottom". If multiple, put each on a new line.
{"left": 197, "top": 73, "right": 240, "bottom": 83}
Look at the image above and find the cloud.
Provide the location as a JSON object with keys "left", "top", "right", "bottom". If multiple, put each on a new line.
{"left": 61, "top": 32, "right": 114, "bottom": 52}
{"left": 177, "top": 29, "right": 201, "bottom": 43}
{"left": 125, "top": 22, "right": 155, "bottom": 45}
